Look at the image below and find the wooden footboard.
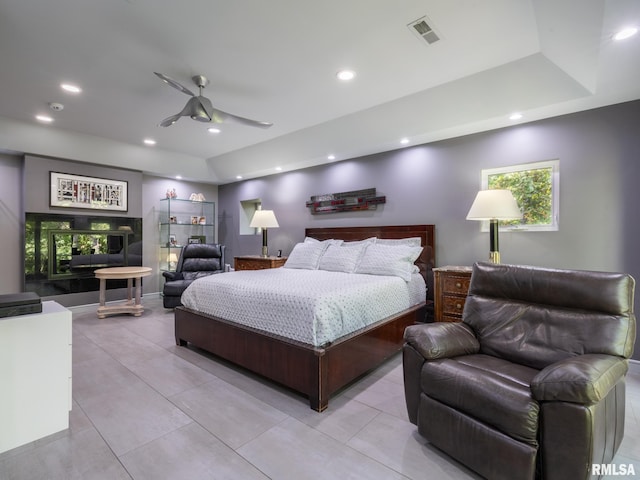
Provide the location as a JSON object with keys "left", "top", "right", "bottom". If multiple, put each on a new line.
{"left": 175, "top": 303, "right": 425, "bottom": 411}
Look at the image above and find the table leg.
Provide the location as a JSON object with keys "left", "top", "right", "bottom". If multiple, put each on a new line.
{"left": 97, "top": 278, "right": 107, "bottom": 319}
{"left": 135, "top": 277, "right": 142, "bottom": 306}
{"left": 127, "top": 278, "right": 133, "bottom": 304}
{"left": 99, "top": 279, "right": 106, "bottom": 306}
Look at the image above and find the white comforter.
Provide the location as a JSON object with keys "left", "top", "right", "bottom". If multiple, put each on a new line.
{"left": 180, "top": 268, "right": 426, "bottom": 347}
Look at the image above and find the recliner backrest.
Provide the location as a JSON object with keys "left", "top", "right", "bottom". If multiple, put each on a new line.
{"left": 176, "top": 243, "right": 225, "bottom": 273}
{"left": 463, "top": 262, "right": 636, "bottom": 370}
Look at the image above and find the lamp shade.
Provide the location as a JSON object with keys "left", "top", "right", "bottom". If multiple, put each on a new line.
{"left": 466, "top": 190, "right": 522, "bottom": 220}
{"left": 250, "top": 210, "right": 279, "bottom": 228}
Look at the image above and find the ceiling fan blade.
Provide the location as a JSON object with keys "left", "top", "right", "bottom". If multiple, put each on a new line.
{"left": 154, "top": 72, "right": 195, "bottom": 96}
{"left": 159, "top": 113, "right": 182, "bottom": 127}
{"left": 211, "top": 107, "right": 273, "bottom": 129}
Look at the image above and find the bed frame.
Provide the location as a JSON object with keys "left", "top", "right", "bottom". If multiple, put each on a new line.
{"left": 174, "top": 224, "right": 435, "bottom": 411}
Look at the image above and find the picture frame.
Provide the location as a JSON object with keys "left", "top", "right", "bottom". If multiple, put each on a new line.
{"left": 169, "top": 234, "right": 177, "bottom": 247}
{"left": 50, "top": 171, "right": 128, "bottom": 212}
{"left": 169, "top": 215, "right": 177, "bottom": 224}
{"left": 199, "top": 216, "right": 206, "bottom": 225}
{"left": 191, "top": 216, "right": 199, "bottom": 225}
{"left": 189, "top": 235, "right": 206, "bottom": 244}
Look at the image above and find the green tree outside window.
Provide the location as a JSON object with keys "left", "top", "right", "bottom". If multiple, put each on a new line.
{"left": 482, "top": 159, "right": 559, "bottom": 231}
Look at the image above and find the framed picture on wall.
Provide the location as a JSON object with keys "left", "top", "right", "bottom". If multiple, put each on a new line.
{"left": 49, "top": 171, "right": 128, "bottom": 212}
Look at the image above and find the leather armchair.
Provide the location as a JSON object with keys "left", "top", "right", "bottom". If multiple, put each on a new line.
{"left": 403, "top": 262, "right": 636, "bottom": 480}
{"left": 162, "top": 243, "right": 225, "bottom": 308}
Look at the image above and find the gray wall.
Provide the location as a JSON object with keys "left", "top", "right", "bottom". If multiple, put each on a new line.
{"left": 219, "top": 100, "right": 640, "bottom": 360}
{"left": 0, "top": 154, "right": 24, "bottom": 294}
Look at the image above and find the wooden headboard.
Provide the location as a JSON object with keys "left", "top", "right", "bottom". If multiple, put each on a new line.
{"left": 305, "top": 224, "right": 436, "bottom": 302}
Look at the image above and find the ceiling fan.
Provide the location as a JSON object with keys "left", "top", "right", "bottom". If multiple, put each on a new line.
{"left": 154, "top": 72, "right": 273, "bottom": 129}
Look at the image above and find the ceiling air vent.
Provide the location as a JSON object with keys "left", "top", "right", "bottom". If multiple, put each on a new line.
{"left": 408, "top": 16, "right": 440, "bottom": 45}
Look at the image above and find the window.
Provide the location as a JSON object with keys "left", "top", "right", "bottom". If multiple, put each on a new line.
{"left": 481, "top": 159, "right": 559, "bottom": 231}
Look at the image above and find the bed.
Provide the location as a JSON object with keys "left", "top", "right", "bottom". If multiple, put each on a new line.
{"left": 174, "top": 224, "right": 435, "bottom": 411}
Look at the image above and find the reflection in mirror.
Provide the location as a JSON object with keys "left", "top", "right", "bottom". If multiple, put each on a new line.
{"left": 25, "top": 213, "right": 142, "bottom": 296}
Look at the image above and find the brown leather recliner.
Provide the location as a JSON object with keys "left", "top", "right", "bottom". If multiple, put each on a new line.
{"left": 403, "top": 262, "right": 636, "bottom": 480}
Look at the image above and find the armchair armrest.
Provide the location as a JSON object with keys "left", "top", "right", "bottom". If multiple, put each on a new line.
{"left": 531, "top": 354, "right": 629, "bottom": 404}
{"left": 404, "top": 322, "right": 479, "bottom": 360}
{"left": 162, "top": 271, "right": 183, "bottom": 281}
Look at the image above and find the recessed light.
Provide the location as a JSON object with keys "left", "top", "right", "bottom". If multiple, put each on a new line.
{"left": 36, "top": 115, "right": 54, "bottom": 123}
{"left": 207, "top": 127, "right": 221, "bottom": 134}
{"left": 509, "top": 112, "right": 523, "bottom": 121}
{"left": 275, "top": 166, "right": 282, "bottom": 171}
{"left": 236, "top": 175, "right": 243, "bottom": 180}
{"left": 613, "top": 27, "right": 638, "bottom": 41}
{"left": 336, "top": 70, "right": 356, "bottom": 81}
{"left": 400, "top": 137, "right": 410, "bottom": 145}
{"left": 327, "top": 154, "right": 336, "bottom": 160}
{"left": 61, "top": 83, "right": 82, "bottom": 94}
{"left": 143, "top": 138, "right": 156, "bottom": 145}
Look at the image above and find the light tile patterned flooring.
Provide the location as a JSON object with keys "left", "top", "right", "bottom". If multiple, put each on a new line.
{"left": 1, "top": 295, "right": 639, "bottom": 479}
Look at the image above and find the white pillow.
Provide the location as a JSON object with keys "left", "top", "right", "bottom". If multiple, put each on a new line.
{"left": 375, "top": 237, "right": 422, "bottom": 247}
{"left": 283, "top": 242, "right": 329, "bottom": 270}
{"left": 355, "top": 244, "right": 423, "bottom": 281}
{"left": 318, "top": 242, "right": 367, "bottom": 273}
{"left": 343, "top": 237, "right": 377, "bottom": 246}
{"left": 304, "top": 237, "right": 343, "bottom": 246}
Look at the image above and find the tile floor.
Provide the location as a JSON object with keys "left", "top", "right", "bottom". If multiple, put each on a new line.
{"left": 1, "top": 295, "right": 639, "bottom": 479}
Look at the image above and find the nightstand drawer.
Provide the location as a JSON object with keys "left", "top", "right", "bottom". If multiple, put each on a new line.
{"left": 442, "top": 294, "right": 467, "bottom": 316}
{"left": 433, "top": 266, "right": 472, "bottom": 322}
{"left": 442, "top": 275, "right": 471, "bottom": 295}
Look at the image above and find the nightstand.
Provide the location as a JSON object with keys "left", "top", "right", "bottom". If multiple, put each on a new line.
{"left": 234, "top": 255, "right": 287, "bottom": 271}
{"left": 433, "top": 266, "right": 473, "bottom": 322}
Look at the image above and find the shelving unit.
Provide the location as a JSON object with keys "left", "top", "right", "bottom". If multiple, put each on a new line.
{"left": 159, "top": 197, "right": 215, "bottom": 272}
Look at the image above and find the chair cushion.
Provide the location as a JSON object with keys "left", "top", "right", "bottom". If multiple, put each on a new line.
{"left": 421, "top": 354, "right": 540, "bottom": 445}
{"left": 163, "top": 279, "right": 193, "bottom": 296}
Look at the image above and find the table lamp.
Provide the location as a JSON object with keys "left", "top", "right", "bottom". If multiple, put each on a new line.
{"left": 466, "top": 189, "right": 522, "bottom": 263}
{"left": 168, "top": 252, "right": 178, "bottom": 270}
{"left": 249, "top": 210, "right": 279, "bottom": 257}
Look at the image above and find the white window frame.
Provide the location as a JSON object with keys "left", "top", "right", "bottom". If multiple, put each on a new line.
{"left": 480, "top": 159, "right": 559, "bottom": 232}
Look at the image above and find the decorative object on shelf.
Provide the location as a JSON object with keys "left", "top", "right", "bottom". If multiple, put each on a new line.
{"left": 249, "top": 210, "right": 279, "bottom": 257}
{"left": 189, "top": 193, "right": 206, "bottom": 201}
{"left": 199, "top": 216, "right": 206, "bottom": 225}
{"left": 466, "top": 189, "right": 522, "bottom": 263}
{"left": 169, "top": 234, "right": 177, "bottom": 247}
{"left": 188, "top": 236, "right": 206, "bottom": 244}
{"left": 50, "top": 171, "right": 128, "bottom": 212}
{"left": 169, "top": 216, "right": 177, "bottom": 224}
{"left": 165, "top": 188, "right": 177, "bottom": 199}
{"left": 305, "top": 187, "right": 385, "bottom": 215}
{"left": 190, "top": 216, "right": 199, "bottom": 225}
